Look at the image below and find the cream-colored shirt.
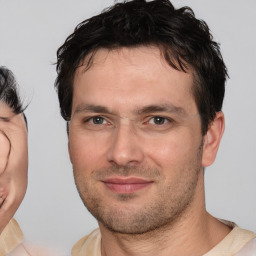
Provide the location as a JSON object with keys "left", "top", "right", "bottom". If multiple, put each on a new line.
{"left": 0, "top": 219, "right": 65, "bottom": 256}
{"left": 72, "top": 224, "right": 256, "bottom": 256}
{"left": 0, "top": 219, "right": 24, "bottom": 256}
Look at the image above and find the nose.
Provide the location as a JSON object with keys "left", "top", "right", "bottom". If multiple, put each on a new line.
{"left": 107, "top": 122, "right": 144, "bottom": 166}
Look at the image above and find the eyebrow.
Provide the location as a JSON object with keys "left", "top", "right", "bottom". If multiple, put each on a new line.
{"left": 75, "top": 104, "right": 110, "bottom": 114}
{"left": 135, "top": 104, "right": 187, "bottom": 116}
{"left": 74, "top": 103, "right": 187, "bottom": 117}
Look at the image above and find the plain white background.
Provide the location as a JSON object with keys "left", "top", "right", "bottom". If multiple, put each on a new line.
{"left": 0, "top": 0, "right": 255, "bottom": 254}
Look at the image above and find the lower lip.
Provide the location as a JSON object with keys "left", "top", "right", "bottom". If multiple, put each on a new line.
{"left": 103, "top": 182, "right": 152, "bottom": 193}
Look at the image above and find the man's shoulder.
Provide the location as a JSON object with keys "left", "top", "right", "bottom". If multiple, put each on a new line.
{"left": 71, "top": 229, "right": 101, "bottom": 256}
{"left": 235, "top": 238, "right": 256, "bottom": 256}
{"left": 70, "top": 225, "right": 256, "bottom": 256}
{"left": 205, "top": 224, "right": 256, "bottom": 256}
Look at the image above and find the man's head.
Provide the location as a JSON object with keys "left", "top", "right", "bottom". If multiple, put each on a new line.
{"left": 56, "top": 0, "right": 227, "bottom": 135}
{"left": 0, "top": 67, "right": 28, "bottom": 234}
{"left": 55, "top": 0, "right": 226, "bottom": 235}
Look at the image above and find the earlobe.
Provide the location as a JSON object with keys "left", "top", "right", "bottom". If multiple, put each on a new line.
{"left": 202, "top": 112, "right": 225, "bottom": 167}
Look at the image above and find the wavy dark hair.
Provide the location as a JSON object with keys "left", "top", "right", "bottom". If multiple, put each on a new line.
{"left": 0, "top": 67, "right": 24, "bottom": 114}
{"left": 55, "top": 0, "right": 228, "bottom": 135}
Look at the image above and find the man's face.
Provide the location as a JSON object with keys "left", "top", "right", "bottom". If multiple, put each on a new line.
{"left": 69, "top": 46, "right": 206, "bottom": 234}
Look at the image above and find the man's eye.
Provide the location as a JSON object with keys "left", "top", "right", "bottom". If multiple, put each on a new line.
{"left": 88, "top": 116, "right": 106, "bottom": 125}
{"left": 148, "top": 116, "right": 169, "bottom": 125}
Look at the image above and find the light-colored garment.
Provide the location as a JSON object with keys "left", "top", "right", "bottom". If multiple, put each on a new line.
{"left": 236, "top": 239, "right": 256, "bottom": 256}
{"left": 72, "top": 229, "right": 101, "bottom": 256}
{"left": 8, "top": 242, "right": 64, "bottom": 256}
{"left": 0, "top": 219, "right": 65, "bottom": 256}
{"left": 0, "top": 219, "right": 24, "bottom": 256}
{"left": 72, "top": 225, "right": 256, "bottom": 256}
{"left": 204, "top": 223, "right": 256, "bottom": 256}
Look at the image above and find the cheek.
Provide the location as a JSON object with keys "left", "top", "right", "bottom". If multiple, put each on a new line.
{"left": 144, "top": 131, "right": 201, "bottom": 168}
{"left": 69, "top": 132, "right": 108, "bottom": 171}
{"left": 146, "top": 140, "right": 183, "bottom": 169}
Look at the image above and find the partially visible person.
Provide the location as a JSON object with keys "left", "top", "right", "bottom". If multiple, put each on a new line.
{"left": 0, "top": 67, "right": 63, "bottom": 256}
{"left": 0, "top": 67, "right": 28, "bottom": 256}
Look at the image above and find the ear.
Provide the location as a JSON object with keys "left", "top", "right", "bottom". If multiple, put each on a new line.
{"left": 202, "top": 111, "right": 225, "bottom": 167}
{"left": 68, "top": 140, "right": 73, "bottom": 164}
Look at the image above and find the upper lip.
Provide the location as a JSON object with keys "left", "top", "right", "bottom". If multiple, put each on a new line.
{"left": 102, "top": 177, "right": 153, "bottom": 184}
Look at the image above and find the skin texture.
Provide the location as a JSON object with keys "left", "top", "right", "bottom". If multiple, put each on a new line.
{"left": 69, "top": 46, "right": 228, "bottom": 256}
{"left": 0, "top": 102, "right": 28, "bottom": 234}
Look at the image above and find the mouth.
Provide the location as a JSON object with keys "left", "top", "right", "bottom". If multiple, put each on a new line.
{"left": 102, "top": 177, "right": 154, "bottom": 194}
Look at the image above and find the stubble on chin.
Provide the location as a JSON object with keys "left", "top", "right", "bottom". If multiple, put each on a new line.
{"left": 74, "top": 156, "right": 202, "bottom": 235}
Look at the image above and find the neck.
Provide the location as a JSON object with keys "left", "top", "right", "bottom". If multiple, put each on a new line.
{"left": 99, "top": 173, "right": 231, "bottom": 256}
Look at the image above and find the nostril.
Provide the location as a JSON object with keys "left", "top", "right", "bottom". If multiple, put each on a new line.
{"left": 107, "top": 142, "right": 144, "bottom": 166}
{"left": 107, "top": 124, "right": 144, "bottom": 166}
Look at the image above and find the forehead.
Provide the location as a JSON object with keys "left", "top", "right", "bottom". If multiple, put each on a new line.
{"left": 73, "top": 46, "right": 197, "bottom": 115}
